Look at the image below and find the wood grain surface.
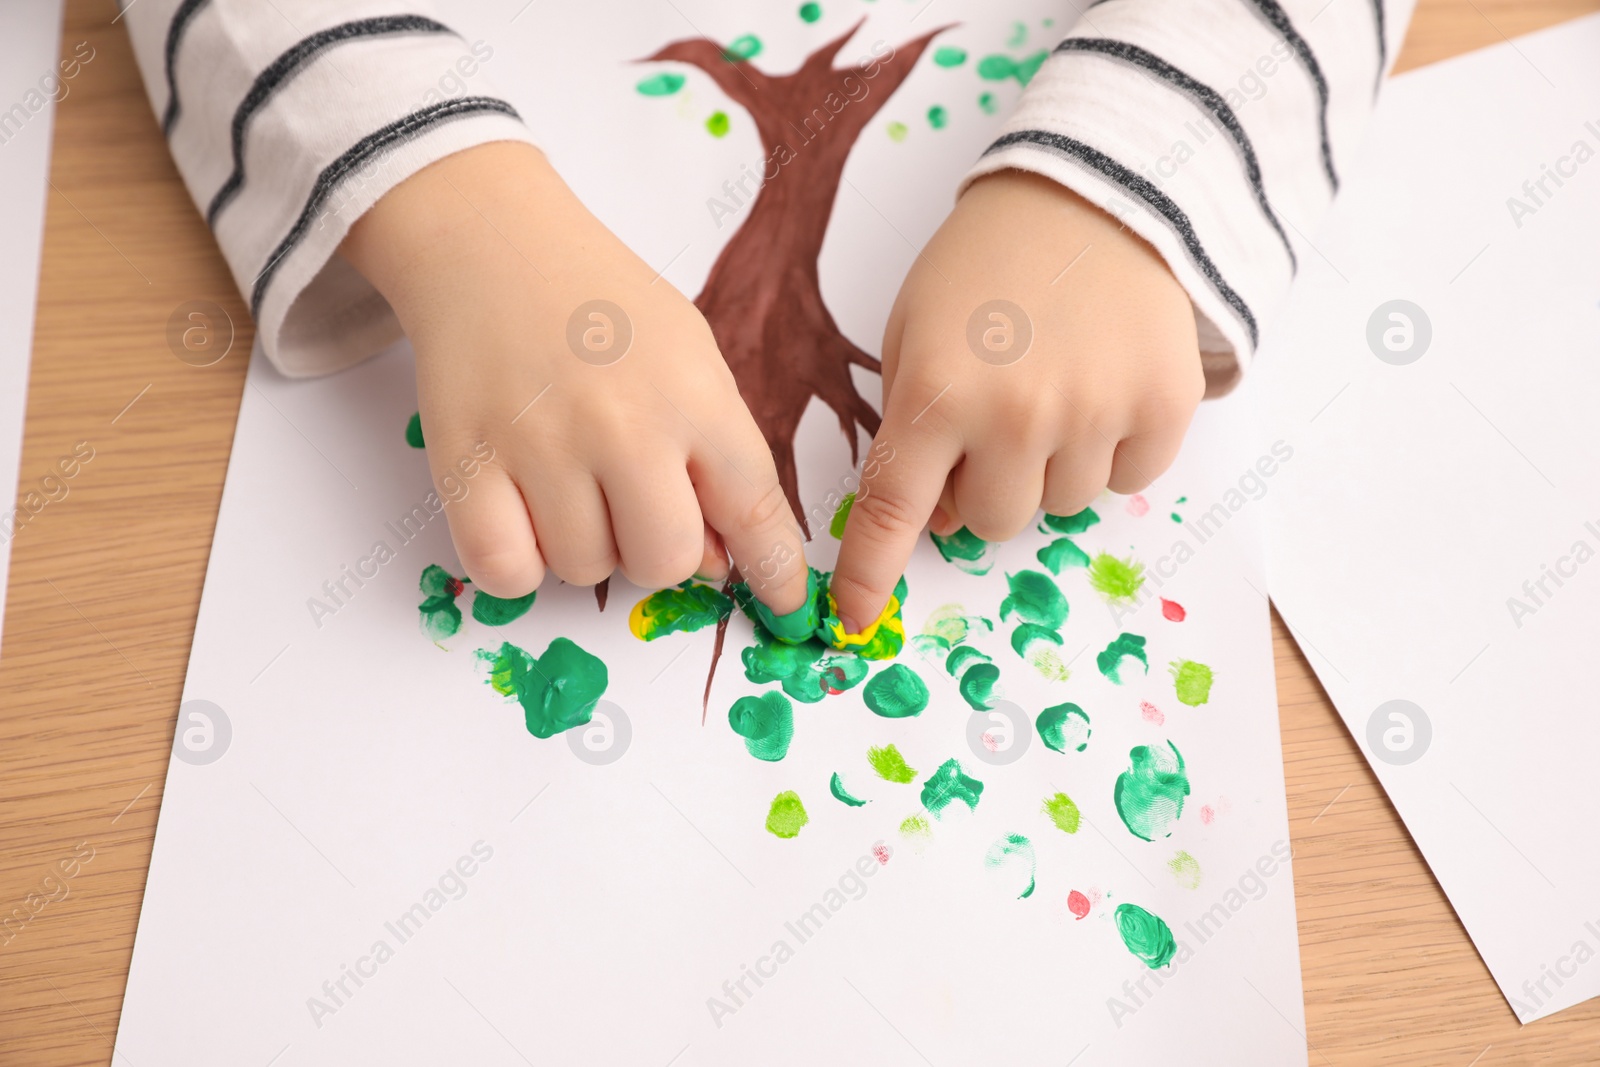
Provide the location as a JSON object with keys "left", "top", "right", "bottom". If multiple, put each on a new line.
{"left": 2, "top": 1, "right": 1597, "bottom": 1062}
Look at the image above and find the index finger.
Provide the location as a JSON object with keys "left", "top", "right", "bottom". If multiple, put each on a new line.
{"left": 689, "top": 427, "right": 810, "bottom": 619}
{"left": 832, "top": 383, "right": 962, "bottom": 634}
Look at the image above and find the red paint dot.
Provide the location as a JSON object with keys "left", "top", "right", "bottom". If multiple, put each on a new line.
{"left": 1067, "top": 890, "right": 1090, "bottom": 920}
{"left": 1160, "top": 598, "right": 1186, "bottom": 622}
{"left": 447, "top": 577, "right": 465, "bottom": 598}
{"left": 1126, "top": 494, "right": 1150, "bottom": 517}
{"left": 873, "top": 844, "right": 892, "bottom": 865}
{"left": 1140, "top": 701, "right": 1164, "bottom": 725}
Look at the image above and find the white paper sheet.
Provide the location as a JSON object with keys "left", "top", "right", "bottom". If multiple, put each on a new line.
{"left": 117, "top": 3, "right": 1305, "bottom": 1061}
{"left": 0, "top": 1, "right": 64, "bottom": 654}
{"left": 1260, "top": 13, "right": 1600, "bottom": 1023}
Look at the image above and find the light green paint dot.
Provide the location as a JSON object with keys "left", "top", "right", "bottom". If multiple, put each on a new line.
{"left": 899, "top": 813, "right": 932, "bottom": 840}
{"left": 1116, "top": 903, "right": 1178, "bottom": 968}
{"left": 868, "top": 743, "right": 917, "bottom": 784}
{"left": 927, "top": 105, "right": 948, "bottom": 130}
{"left": 1169, "top": 850, "right": 1202, "bottom": 889}
{"left": 1042, "top": 793, "right": 1080, "bottom": 834}
{"left": 1170, "top": 659, "right": 1215, "bottom": 706}
{"left": 404, "top": 411, "right": 425, "bottom": 448}
{"left": 886, "top": 120, "right": 909, "bottom": 142}
{"left": 706, "top": 110, "right": 731, "bottom": 137}
{"left": 799, "top": 1, "right": 822, "bottom": 21}
{"left": 1037, "top": 702, "right": 1090, "bottom": 753}
{"left": 829, "top": 492, "right": 855, "bottom": 538}
{"left": 765, "top": 791, "right": 809, "bottom": 838}
{"left": 724, "top": 34, "right": 763, "bottom": 61}
{"left": 863, "top": 663, "right": 930, "bottom": 718}
{"left": 1088, "top": 553, "right": 1146, "bottom": 603}
{"left": 1029, "top": 646, "right": 1071, "bottom": 681}
{"left": 978, "top": 91, "right": 998, "bottom": 114}
{"left": 933, "top": 46, "right": 967, "bottom": 67}
{"left": 830, "top": 772, "right": 867, "bottom": 807}
{"left": 635, "top": 72, "right": 686, "bottom": 96}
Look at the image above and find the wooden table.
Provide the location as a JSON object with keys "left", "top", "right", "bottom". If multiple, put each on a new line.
{"left": 3, "top": 1, "right": 1597, "bottom": 1062}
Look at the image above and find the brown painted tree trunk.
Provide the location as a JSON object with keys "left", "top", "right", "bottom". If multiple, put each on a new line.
{"left": 643, "top": 20, "right": 951, "bottom": 534}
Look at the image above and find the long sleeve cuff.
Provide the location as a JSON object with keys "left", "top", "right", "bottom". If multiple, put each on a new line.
{"left": 124, "top": 2, "right": 535, "bottom": 377}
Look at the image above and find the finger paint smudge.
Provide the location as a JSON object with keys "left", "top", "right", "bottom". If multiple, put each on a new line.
{"left": 930, "top": 527, "right": 996, "bottom": 575}
{"left": 920, "top": 603, "right": 992, "bottom": 645}
{"left": 863, "top": 663, "right": 930, "bottom": 718}
{"left": 1068, "top": 889, "right": 1091, "bottom": 920}
{"left": 419, "top": 564, "right": 466, "bottom": 642}
{"left": 999, "top": 570, "right": 1069, "bottom": 630}
{"left": 472, "top": 589, "right": 536, "bottom": 626}
{"left": 984, "top": 833, "right": 1036, "bottom": 898}
{"left": 1140, "top": 700, "right": 1164, "bottom": 725}
{"left": 728, "top": 692, "right": 795, "bottom": 761}
{"left": 635, "top": 72, "right": 686, "bottom": 96}
{"left": 1114, "top": 741, "right": 1191, "bottom": 841}
{"left": 958, "top": 661, "right": 1001, "bottom": 710}
{"left": 1037, "top": 702, "right": 1090, "bottom": 753}
{"left": 899, "top": 813, "right": 932, "bottom": 841}
{"left": 830, "top": 772, "right": 868, "bottom": 807}
{"left": 921, "top": 757, "right": 984, "bottom": 816}
{"left": 828, "top": 492, "right": 855, "bottom": 538}
{"left": 476, "top": 637, "right": 608, "bottom": 739}
{"left": 1168, "top": 850, "right": 1202, "bottom": 889}
{"left": 933, "top": 45, "right": 967, "bottom": 66}
{"left": 946, "top": 644, "right": 992, "bottom": 676}
{"left": 1037, "top": 537, "right": 1091, "bottom": 574}
{"left": 1160, "top": 597, "right": 1186, "bottom": 622}
{"left": 1126, "top": 494, "right": 1149, "bottom": 517}
{"left": 1041, "top": 507, "right": 1099, "bottom": 535}
{"left": 765, "top": 791, "right": 809, "bottom": 839}
{"left": 873, "top": 842, "right": 893, "bottom": 864}
{"left": 1097, "top": 633, "right": 1149, "bottom": 684}
{"left": 868, "top": 743, "right": 917, "bottom": 784}
{"left": 1199, "top": 804, "right": 1216, "bottom": 825}
{"left": 1011, "top": 623, "right": 1063, "bottom": 658}
{"left": 1169, "top": 659, "right": 1214, "bottom": 706}
{"left": 1115, "top": 902, "right": 1178, "bottom": 968}
{"left": 724, "top": 34, "right": 763, "bottom": 61}
{"left": 1042, "top": 791, "right": 1080, "bottom": 833}
{"left": 629, "top": 582, "right": 731, "bottom": 640}
{"left": 404, "top": 411, "right": 425, "bottom": 449}
{"left": 1087, "top": 553, "right": 1146, "bottom": 603}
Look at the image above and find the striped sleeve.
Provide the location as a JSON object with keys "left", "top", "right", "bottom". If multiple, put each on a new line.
{"left": 122, "top": 1, "right": 535, "bottom": 378}
{"left": 965, "top": 0, "right": 1415, "bottom": 394}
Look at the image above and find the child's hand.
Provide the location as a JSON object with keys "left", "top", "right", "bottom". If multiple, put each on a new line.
{"left": 342, "top": 142, "right": 809, "bottom": 614}
{"left": 832, "top": 170, "right": 1204, "bottom": 633}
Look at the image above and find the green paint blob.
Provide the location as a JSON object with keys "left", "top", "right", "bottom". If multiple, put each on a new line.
{"left": 1006, "top": 20, "right": 1029, "bottom": 46}
{"left": 977, "top": 54, "right": 1017, "bottom": 81}
{"left": 984, "top": 833, "right": 1035, "bottom": 898}
{"left": 1169, "top": 659, "right": 1215, "bottom": 706}
{"left": 829, "top": 492, "right": 855, "bottom": 538}
{"left": 765, "top": 791, "right": 809, "bottom": 838}
{"left": 830, "top": 772, "right": 867, "bottom": 807}
{"left": 734, "top": 568, "right": 820, "bottom": 644}
{"left": 886, "top": 120, "right": 908, "bottom": 142}
{"left": 978, "top": 91, "right": 998, "bottom": 114}
{"left": 1037, "top": 537, "right": 1091, "bottom": 574}
{"left": 476, "top": 638, "right": 607, "bottom": 739}
{"left": 934, "top": 45, "right": 968, "bottom": 67}
{"left": 1041, "top": 507, "right": 1100, "bottom": 535}
{"left": 419, "top": 564, "right": 466, "bottom": 642}
{"left": 1097, "top": 632, "right": 1149, "bottom": 684}
{"left": 1114, "top": 741, "right": 1191, "bottom": 841}
{"left": 404, "top": 411, "right": 425, "bottom": 449}
{"left": 1042, "top": 792, "right": 1080, "bottom": 833}
{"left": 1115, "top": 903, "right": 1178, "bottom": 968}
{"left": 706, "top": 110, "right": 731, "bottom": 137}
{"left": 1016, "top": 50, "right": 1049, "bottom": 85}
{"left": 629, "top": 582, "right": 731, "bottom": 640}
{"left": 1088, "top": 553, "right": 1146, "bottom": 603}
{"left": 910, "top": 633, "right": 951, "bottom": 660}
{"left": 999, "top": 570, "right": 1069, "bottom": 630}
{"left": 927, "top": 105, "right": 948, "bottom": 129}
{"left": 741, "top": 626, "right": 827, "bottom": 696}
{"left": 798, "top": 1, "right": 822, "bottom": 22}
{"left": 635, "top": 72, "right": 686, "bottom": 96}
{"left": 471, "top": 589, "right": 536, "bottom": 626}
{"left": 724, "top": 34, "right": 763, "bottom": 61}
{"left": 1168, "top": 850, "right": 1202, "bottom": 889}
{"left": 929, "top": 526, "right": 994, "bottom": 574}
{"left": 868, "top": 743, "right": 917, "bottom": 784}
{"left": 945, "top": 644, "right": 992, "bottom": 676}
{"left": 1010, "top": 623, "right": 1062, "bottom": 658}
{"left": 1171, "top": 512, "right": 1182, "bottom": 523}
{"left": 863, "top": 663, "right": 930, "bottom": 718}
{"left": 817, "top": 654, "right": 869, "bottom": 695}
{"left": 1037, "top": 702, "right": 1090, "bottom": 753}
{"left": 729, "top": 692, "right": 795, "bottom": 761}
{"left": 900, "top": 813, "right": 932, "bottom": 840}
{"left": 921, "top": 757, "right": 984, "bottom": 816}
{"left": 959, "top": 661, "right": 1000, "bottom": 710}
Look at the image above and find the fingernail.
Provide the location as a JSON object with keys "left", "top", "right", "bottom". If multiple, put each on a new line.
{"left": 838, "top": 614, "right": 862, "bottom": 636}
{"left": 929, "top": 506, "right": 956, "bottom": 535}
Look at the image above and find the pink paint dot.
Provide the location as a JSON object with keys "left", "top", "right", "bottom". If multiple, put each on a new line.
{"left": 1126, "top": 494, "right": 1150, "bottom": 517}
{"left": 1140, "top": 701, "right": 1164, "bottom": 726}
{"left": 1067, "top": 890, "right": 1090, "bottom": 920}
{"left": 873, "top": 844, "right": 892, "bottom": 865}
{"left": 981, "top": 731, "right": 999, "bottom": 752}
{"left": 1160, "top": 598, "right": 1187, "bottom": 622}
{"left": 1199, "top": 804, "right": 1216, "bottom": 825}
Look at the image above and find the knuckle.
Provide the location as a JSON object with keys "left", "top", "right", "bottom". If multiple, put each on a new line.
{"left": 623, "top": 539, "right": 702, "bottom": 590}
{"left": 547, "top": 549, "right": 617, "bottom": 588}
{"left": 849, "top": 488, "right": 924, "bottom": 541}
{"left": 460, "top": 546, "right": 540, "bottom": 598}
{"left": 740, "top": 482, "right": 796, "bottom": 537}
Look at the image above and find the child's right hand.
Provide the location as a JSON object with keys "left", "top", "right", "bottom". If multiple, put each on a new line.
{"left": 341, "top": 142, "right": 810, "bottom": 615}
